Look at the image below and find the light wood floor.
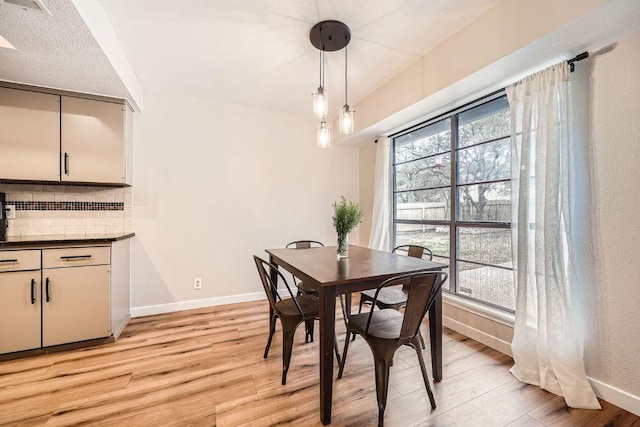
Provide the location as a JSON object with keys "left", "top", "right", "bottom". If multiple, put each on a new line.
{"left": 1, "top": 300, "right": 638, "bottom": 427}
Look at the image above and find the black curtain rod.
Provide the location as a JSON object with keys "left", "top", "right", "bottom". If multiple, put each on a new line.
{"left": 387, "top": 88, "right": 505, "bottom": 140}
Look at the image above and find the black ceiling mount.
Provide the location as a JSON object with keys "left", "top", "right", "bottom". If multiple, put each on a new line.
{"left": 309, "top": 20, "right": 351, "bottom": 52}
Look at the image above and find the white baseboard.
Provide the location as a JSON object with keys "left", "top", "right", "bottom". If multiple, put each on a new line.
{"left": 589, "top": 377, "right": 640, "bottom": 416}
{"left": 443, "top": 314, "right": 513, "bottom": 357}
{"left": 112, "top": 314, "right": 131, "bottom": 340}
{"left": 130, "top": 291, "right": 266, "bottom": 317}
{"left": 444, "top": 314, "right": 640, "bottom": 417}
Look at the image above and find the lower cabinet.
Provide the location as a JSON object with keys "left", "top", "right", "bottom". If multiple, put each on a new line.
{"left": 0, "top": 270, "right": 41, "bottom": 354}
{"left": 0, "top": 245, "right": 119, "bottom": 355}
{"left": 43, "top": 265, "right": 110, "bottom": 347}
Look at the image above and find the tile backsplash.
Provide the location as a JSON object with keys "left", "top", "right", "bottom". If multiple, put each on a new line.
{"left": 0, "top": 184, "right": 132, "bottom": 237}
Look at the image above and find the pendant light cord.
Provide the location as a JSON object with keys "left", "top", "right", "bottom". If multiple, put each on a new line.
{"left": 319, "top": 50, "right": 322, "bottom": 87}
{"left": 319, "top": 25, "right": 324, "bottom": 88}
{"left": 322, "top": 51, "right": 325, "bottom": 88}
{"left": 344, "top": 44, "right": 348, "bottom": 104}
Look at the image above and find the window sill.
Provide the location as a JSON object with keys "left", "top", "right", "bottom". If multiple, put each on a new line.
{"left": 442, "top": 293, "right": 515, "bottom": 328}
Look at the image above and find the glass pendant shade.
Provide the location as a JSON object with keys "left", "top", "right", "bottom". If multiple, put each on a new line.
{"left": 317, "top": 121, "right": 331, "bottom": 148}
{"left": 339, "top": 104, "right": 354, "bottom": 134}
{"left": 313, "top": 86, "right": 328, "bottom": 119}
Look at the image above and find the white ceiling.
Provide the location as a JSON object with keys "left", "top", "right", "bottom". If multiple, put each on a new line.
{"left": 0, "top": 0, "right": 129, "bottom": 99}
{"left": 0, "top": 0, "right": 498, "bottom": 115}
{"left": 98, "top": 0, "right": 498, "bottom": 114}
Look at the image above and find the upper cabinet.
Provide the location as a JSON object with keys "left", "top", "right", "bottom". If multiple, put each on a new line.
{"left": 61, "top": 96, "right": 126, "bottom": 184}
{"left": 0, "top": 85, "right": 132, "bottom": 186}
{"left": 0, "top": 87, "right": 60, "bottom": 181}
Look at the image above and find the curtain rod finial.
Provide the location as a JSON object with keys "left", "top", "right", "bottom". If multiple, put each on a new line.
{"left": 568, "top": 51, "right": 589, "bottom": 72}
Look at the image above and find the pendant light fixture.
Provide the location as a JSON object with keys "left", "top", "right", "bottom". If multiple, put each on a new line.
{"left": 309, "top": 20, "right": 352, "bottom": 148}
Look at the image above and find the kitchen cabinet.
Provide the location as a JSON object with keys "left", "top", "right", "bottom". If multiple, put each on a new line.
{"left": 0, "top": 242, "right": 129, "bottom": 356}
{"left": 42, "top": 247, "right": 111, "bottom": 347}
{"left": 0, "top": 84, "right": 132, "bottom": 185}
{"left": 0, "top": 87, "right": 60, "bottom": 181}
{"left": 61, "top": 96, "right": 127, "bottom": 184}
{"left": 0, "top": 250, "right": 41, "bottom": 354}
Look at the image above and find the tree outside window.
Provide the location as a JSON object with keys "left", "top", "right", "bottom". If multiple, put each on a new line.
{"left": 393, "top": 95, "right": 514, "bottom": 311}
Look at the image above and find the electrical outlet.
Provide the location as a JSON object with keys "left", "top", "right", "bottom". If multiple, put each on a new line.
{"left": 193, "top": 277, "right": 203, "bottom": 290}
{"left": 5, "top": 205, "right": 15, "bottom": 219}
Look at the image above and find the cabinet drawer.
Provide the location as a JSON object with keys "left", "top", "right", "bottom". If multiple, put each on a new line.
{"left": 43, "top": 246, "right": 110, "bottom": 268}
{"left": 0, "top": 250, "right": 41, "bottom": 272}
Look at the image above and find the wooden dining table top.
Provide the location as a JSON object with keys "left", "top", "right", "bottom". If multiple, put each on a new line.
{"left": 266, "top": 245, "right": 447, "bottom": 288}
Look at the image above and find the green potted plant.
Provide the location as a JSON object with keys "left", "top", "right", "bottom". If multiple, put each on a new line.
{"left": 332, "top": 196, "right": 363, "bottom": 259}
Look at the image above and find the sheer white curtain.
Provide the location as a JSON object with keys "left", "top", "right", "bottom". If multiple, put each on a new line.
{"left": 507, "top": 61, "right": 600, "bottom": 409}
{"left": 368, "top": 137, "right": 391, "bottom": 251}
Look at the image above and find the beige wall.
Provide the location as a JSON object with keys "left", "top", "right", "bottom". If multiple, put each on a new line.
{"left": 357, "top": 142, "right": 376, "bottom": 246}
{"left": 587, "top": 29, "right": 640, "bottom": 399}
{"left": 131, "top": 91, "right": 360, "bottom": 310}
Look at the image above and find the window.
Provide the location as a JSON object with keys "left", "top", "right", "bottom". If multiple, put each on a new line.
{"left": 392, "top": 94, "right": 514, "bottom": 311}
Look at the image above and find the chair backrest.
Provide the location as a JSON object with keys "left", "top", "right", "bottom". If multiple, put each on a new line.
{"left": 365, "top": 271, "right": 448, "bottom": 344}
{"left": 284, "top": 241, "right": 324, "bottom": 285}
{"left": 286, "top": 240, "right": 324, "bottom": 249}
{"left": 253, "top": 255, "right": 304, "bottom": 316}
{"left": 393, "top": 245, "right": 434, "bottom": 292}
{"left": 393, "top": 245, "right": 433, "bottom": 261}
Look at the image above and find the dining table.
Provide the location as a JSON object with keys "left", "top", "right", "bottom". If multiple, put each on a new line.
{"left": 265, "top": 244, "right": 447, "bottom": 425}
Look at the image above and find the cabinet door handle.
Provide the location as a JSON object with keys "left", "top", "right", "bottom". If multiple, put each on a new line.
{"left": 60, "top": 255, "right": 92, "bottom": 260}
{"left": 31, "top": 279, "right": 36, "bottom": 304}
{"left": 64, "top": 152, "right": 69, "bottom": 175}
{"left": 0, "top": 259, "right": 18, "bottom": 263}
{"left": 45, "top": 277, "right": 51, "bottom": 302}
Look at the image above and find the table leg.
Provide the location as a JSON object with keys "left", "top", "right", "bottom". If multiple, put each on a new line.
{"left": 428, "top": 290, "right": 442, "bottom": 382}
{"left": 319, "top": 286, "right": 336, "bottom": 425}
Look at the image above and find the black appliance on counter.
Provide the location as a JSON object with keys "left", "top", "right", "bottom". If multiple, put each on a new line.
{"left": 0, "top": 192, "right": 8, "bottom": 241}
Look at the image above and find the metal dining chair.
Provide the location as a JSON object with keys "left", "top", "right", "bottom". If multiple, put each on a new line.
{"left": 354, "top": 244, "right": 433, "bottom": 349}
{"left": 286, "top": 240, "right": 348, "bottom": 341}
{"left": 358, "top": 245, "right": 434, "bottom": 313}
{"left": 285, "top": 240, "right": 324, "bottom": 298}
{"left": 254, "top": 255, "right": 341, "bottom": 384}
{"left": 338, "top": 271, "right": 448, "bottom": 427}
{"left": 254, "top": 255, "right": 321, "bottom": 385}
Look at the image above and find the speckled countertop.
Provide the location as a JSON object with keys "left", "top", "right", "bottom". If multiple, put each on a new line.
{"left": 0, "top": 233, "right": 135, "bottom": 247}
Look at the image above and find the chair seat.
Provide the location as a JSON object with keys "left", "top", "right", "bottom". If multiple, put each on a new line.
{"left": 274, "top": 294, "right": 319, "bottom": 318}
{"left": 348, "top": 309, "right": 404, "bottom": 341}
{"left": 297, "top": 280, "right": 319, "bottom": 296}
{"left": 361, "top": 286, "right": 408, "bottom": 308}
